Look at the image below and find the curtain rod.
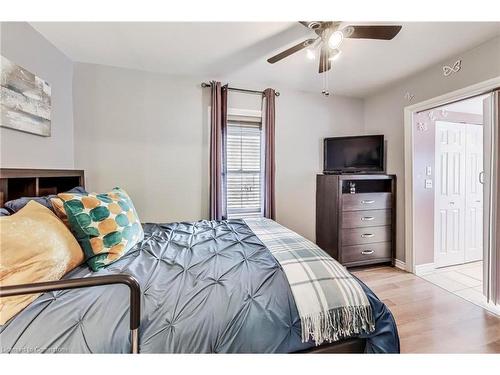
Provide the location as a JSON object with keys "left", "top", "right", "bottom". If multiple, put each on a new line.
{"left": 200, "top": 82, "right": 280, "bottom": 97}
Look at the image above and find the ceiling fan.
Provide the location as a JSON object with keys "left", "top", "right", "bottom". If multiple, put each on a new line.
{"left": 267, "top": 22, "right": 402, "bottom": 95}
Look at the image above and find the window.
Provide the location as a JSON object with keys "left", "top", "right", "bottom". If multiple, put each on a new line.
{"left": 225, "top": 112, "right": 263, "bottom": 219}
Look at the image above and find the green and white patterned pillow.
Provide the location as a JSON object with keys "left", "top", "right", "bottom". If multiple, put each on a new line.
{"left": 56, "top": 187, "right": 144, "bottom": 271}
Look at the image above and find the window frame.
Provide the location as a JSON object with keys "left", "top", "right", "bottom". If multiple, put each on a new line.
{"left": 225, "top": 108, "right": 264, "bottom": 219}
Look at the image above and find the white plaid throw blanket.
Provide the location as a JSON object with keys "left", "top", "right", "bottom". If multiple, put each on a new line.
{"left": 244, "top": 218, "right": 375, "bottom": 345}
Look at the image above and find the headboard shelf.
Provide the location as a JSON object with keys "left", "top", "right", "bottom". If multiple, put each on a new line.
{"left": 0, "top": 168, "right": 85, "bottom": 206}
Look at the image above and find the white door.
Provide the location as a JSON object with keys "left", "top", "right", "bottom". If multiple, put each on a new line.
{"left": 435, "top": 121, "right": 467, "bottom": 267}
{"left": 464, "top": 124, "right": 484, "bottom": 262}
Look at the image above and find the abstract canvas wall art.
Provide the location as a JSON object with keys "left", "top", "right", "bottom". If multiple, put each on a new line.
{"left": 1, "top": 56, "right": 51, "bottom": 136}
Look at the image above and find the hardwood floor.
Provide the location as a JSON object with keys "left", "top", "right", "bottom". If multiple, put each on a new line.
{"left": 352, "top": 266, "right": 500, "bottom": 353}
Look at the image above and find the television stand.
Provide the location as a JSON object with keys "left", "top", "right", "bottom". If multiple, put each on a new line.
{"left": 316, "top": 173, "right": 396, "bottom": 267}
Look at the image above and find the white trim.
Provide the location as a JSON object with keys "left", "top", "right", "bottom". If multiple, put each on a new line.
{"left": 227, "top": 108, "right": 262, "bottom": 118}
{"left": 404, "top": 77, "right": 500, "bottom": 114}
{"left": 415, "top": 262, "right": 436, "bottom": 276}
{"left": 404, "top": 105, "right": 415, "bottom": 273}
{"left": 394, "top": 259, "right": 406, "bottom": 271}
{"left": 403, "top": 76, "right": 500, "bottom": 275}
{"left": 484, "top": 302, "right": 500, "bottom": 316}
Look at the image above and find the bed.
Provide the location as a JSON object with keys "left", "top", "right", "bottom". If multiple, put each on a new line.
{"left": 0, "top": 169, "right": 399, "bottom": 354}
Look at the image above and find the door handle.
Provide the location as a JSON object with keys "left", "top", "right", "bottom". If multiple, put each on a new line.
{"left": 361, "top": 200, "right": 375, "bottom": 204}
{"left": 361, "top": 250, "right": 374, "bottom": 255}
{"left": 361, "top": 216, "right": 375, "bottom": 221}
{"left": 479, "top": 171, "right": 485, "bottom": 184}
{"left": 361, "top": 233, "right": 375, "bottom": 238}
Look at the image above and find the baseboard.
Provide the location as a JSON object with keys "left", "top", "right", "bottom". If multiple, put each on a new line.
{"left": 415, "top": 262, "right": 436, "bottom": 275}
{"left": 394, "top": 259, "right": 406, "bottom": 271}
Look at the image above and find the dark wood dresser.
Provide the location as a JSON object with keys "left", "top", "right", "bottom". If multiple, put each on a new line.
{"left": 316, "top": 174, "right": 396, "bottom": 267}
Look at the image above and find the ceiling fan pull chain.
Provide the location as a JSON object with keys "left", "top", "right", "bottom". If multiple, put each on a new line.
{"left": 324, "top": 74, "right": 328, "bottom": 96}
{"left": 322, "top": 65, "right": 325, "bottom": 95}
{"left": 322, "top": 55, "right": 330, "bottom": 97}
{"left": 322, "top": 51, "right": 326, "bottom": 96}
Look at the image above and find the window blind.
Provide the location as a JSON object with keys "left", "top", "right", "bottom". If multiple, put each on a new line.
{"left": 225, "top": 120, "right": 263, "bottom": 219}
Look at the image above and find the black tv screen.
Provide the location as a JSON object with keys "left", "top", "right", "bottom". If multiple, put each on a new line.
{"left": 324, "top": 135, "right": 384, "bottom": 173}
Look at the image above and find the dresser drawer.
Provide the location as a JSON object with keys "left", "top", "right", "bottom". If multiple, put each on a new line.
{"left": 341, "top": 226, "right": 391, "bottom": 246}
{"left": 342, "top": 193, "right": 392, "bottom": 211}
{"left": 342, "top": 209, "right": 391, "bottom": 228}
{"left": 341, "top": 242, "right": 392, "bottom": 264}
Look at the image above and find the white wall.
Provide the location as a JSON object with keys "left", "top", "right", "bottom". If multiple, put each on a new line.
{"left": 73, "top": 63, "right": 364, "bottom": 240}
{"left": 0, "top": 22, "right": 74, "bottom": 168}
{"left": 363, "top": 35, "right": 500, "bottom": 262}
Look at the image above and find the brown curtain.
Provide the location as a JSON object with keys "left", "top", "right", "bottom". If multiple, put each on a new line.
{"left": 209, "top": 81, "right": 228, "bottom": 220}
{"left": 263, "top": 88, "right": 276, "bottom": 220}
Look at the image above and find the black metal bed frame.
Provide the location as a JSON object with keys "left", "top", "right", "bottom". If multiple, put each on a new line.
{"left": 0, "top": 274, "right": 369, "bottom": 354}
{"left": 0, "top": 274, "right": 141, "bottom": 353}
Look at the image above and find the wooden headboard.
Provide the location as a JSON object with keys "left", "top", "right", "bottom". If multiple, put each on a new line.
{"left": 0, "top": 168, "right": 85, "bottom": 206}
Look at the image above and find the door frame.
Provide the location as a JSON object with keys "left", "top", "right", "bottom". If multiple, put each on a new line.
{"left": 403, "top": 76, "right": 500, "bottom": 274}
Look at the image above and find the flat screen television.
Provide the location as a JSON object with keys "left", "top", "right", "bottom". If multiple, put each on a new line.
{"left": 323, "top": 135, "right": 385, "bottom": 174}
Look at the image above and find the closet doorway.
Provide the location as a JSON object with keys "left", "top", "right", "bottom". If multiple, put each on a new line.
{"left": 434, "top": 118, "right": 484, "bottom": 268}
{"left": 404, "top": 82, "right": 500, "bottom": 315}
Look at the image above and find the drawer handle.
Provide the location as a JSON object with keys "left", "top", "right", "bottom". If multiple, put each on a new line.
{"left": 361, "top": 250, "right": 374, "bottom": 255}
{"left": 361, "top": 233, "right": 375, "bottom": 238}
{"left": 361, "top": 200, "right": 375, "bottom": 204}
{"left": 361, "top": 216, "right": 375, "bottom": 221}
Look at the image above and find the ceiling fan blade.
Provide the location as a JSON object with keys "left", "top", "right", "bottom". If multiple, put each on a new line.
{"left": 345, "top": 25, "right": 402, "bottom": 40}
{"left": 318, "top": 45, "right": 331, "bottom": 73}
{"left": 267, "top": 38, "right": 316, "bottom": 64}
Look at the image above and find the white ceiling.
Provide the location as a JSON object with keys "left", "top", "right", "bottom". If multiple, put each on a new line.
{"left": 31, "top": 22, "right": 500, "bottom": 97}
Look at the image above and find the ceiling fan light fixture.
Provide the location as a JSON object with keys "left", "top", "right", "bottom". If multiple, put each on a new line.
{"left": 306, "top": 48, "right": 316, "bottom": 60}
{"left": 307, "top": 21, "right": 322, "bottom": 30}
{"left": 342, "top": 26, "right": 355, "bottom": 38}
{"left": 328, "top": 31, "right": 343, "bottom": 49}
{"left": 329, "top": 49, "right": 342, "bottom": 62}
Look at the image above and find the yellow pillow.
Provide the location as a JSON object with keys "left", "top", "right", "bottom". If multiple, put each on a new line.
{"left": 0, "top": 201, "right": 84, "bottom": 325}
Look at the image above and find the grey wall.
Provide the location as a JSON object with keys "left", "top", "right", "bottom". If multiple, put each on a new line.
{"left": 275, "top": 92, "right": 363, "bottom": 239}
{"left": 363, "top": 35, "right": 500, "bottom": 262}
{"left": 73, "top": 64, "right": 208, "bottom": 223}
{"left": 0, "top": 22, "right": 74, "bottom": 168}
{"left": 3, "top": 22, "right": 499, "bottom": 254}
{"left": 72, "top": 63, "right": 364, "bottom": 240}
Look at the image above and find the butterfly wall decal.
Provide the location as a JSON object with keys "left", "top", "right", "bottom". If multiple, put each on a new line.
{"left": 443, "top": 60, "right": 462, "bottom": 77}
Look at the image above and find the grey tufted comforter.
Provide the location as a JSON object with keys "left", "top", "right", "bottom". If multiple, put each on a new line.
{"left": 0, "top": 219, "right": 399, "bottom": 353}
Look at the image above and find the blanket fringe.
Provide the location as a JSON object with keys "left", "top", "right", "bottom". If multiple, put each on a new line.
{"left": 301, "top": 305, "right": 376, "bottom": 346}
